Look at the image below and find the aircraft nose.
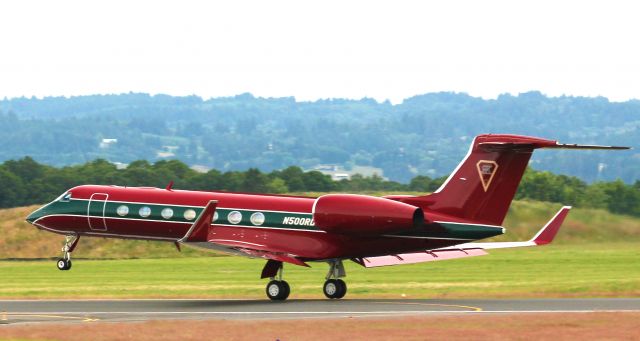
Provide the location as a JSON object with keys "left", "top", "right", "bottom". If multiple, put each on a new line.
{"left": 26, "top": 206, "right": 46, "bottom": 224}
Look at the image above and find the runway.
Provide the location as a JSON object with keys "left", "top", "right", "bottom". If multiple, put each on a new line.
{"left": 1, "top": 298, "right": 639, "bottom": 325}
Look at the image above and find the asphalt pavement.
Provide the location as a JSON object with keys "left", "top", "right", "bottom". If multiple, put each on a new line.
{"left": 1, "top": 298, "right": 639, "bottom": 325}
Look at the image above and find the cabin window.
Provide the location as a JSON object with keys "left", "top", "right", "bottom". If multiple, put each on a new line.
{"left": 212, "top": 211, "right": 219, "bottom": 222}
{"left": 184, "top": 209, "right": 196, "bottom": 221}
{"left": 161, "top": 208, "right": 174, "bottom": 219}
{"left": 116, "top": 205, "right": 129, "bottom": 217}
{"left": 228, "top": 211, "right": 242, "bottom": 224}
{"left": 139, "top": 206, "right": 151, "bottom": 218}
{"left": 250, "top": 212, "right": 265, "bottom": 226}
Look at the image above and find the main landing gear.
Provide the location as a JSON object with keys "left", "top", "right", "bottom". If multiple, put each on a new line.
{"left": 57, "top": 235, "right": 80, "bottom": 271}
{"left": 261, "top": 259, "right": 348, "bottom": 301}
{"left": 265, "top": 263, "right": 290, "bottom": 301}
{"left": 323, "top": 260, "right": 347, "bottom": 299}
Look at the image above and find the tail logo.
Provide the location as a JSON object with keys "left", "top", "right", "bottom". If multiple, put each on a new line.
{"left": 476, "top": 160, "right": 498, "bottom": 192}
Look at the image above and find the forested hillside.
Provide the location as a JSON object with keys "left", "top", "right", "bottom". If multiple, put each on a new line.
{"left": 1, "top": 92, "right": 638, "bottom": 182}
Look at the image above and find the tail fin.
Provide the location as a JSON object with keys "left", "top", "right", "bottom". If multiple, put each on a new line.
{"left": 400, "top": 134, "right": 628, "bottom": 226}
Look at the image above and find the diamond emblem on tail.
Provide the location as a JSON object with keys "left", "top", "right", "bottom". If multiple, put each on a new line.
{"left": 476, "top": 160, "right": 498, "bottom": 192}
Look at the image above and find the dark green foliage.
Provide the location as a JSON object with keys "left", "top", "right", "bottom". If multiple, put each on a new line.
{"left": 0, "top": 92, "right": 637, "bottom": 183}
{"left": 409, "top": 175, "right": 447, "bottom": 192}
{"left": 1, "top": 158, "right": 638, "bottom": 218}
{"left": 514, "top": 167, "right": 640, "bottom": 216}
{"left": 0, "top": 168, "right": 26, "bottom": 207}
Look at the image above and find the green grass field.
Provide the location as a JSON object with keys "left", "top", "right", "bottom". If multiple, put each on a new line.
{"left": 1, "top": 242, "right": 638, "bottom": 299}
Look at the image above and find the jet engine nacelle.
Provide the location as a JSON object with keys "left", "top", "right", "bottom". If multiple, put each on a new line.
{"left": 312, "top": 194, "right": 425, "bottom": 235}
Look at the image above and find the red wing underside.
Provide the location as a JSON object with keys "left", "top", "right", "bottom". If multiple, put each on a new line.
{"left": 355, "top": 248, "right": 487, "bottom": 268}
{"left": 235, "top": 247, "right": 309, "bottom": 267}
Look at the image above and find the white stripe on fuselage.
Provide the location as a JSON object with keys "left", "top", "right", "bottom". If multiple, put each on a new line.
{"left": 69, "top": 198, "right": 312, "bottom": 214}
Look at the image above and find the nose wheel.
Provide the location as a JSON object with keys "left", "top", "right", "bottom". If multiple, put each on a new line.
{"left": 57, "top": 258, "right": 72, "bottom": 270}
{"left": 57, "top": 235, "right": 79, "bottom": 271}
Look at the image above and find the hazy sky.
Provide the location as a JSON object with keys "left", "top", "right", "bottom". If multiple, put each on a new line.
{"left": 1, "top": 0, "right": 639, "bottom": 103}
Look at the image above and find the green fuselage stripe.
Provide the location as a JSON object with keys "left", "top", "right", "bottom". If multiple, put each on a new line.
{"left": 41, "top": 199, "right": 319, "bottom": 231}
{"left": 35, "top": 199, "right": 504, "bottom": 239}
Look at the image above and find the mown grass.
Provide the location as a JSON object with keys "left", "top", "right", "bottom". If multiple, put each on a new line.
{"left": 1, "top": 242, "right": 638, "bottom": 299}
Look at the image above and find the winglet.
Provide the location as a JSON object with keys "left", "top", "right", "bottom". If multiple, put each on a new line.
{"left": 179, "top": 200, "right": 217, "bottom": 243}
{"left": 452, "top": 206, "right": 572, "bottom": 250}
{"left": 530, "top": 206, "right": 571, "bottom": 245}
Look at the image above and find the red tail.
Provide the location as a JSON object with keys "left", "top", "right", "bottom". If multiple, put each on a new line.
{"left": 397, "top": 134, "right": 627, "bottom": 226}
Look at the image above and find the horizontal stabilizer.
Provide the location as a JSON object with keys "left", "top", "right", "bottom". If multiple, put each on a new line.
{"left": 179, "top": 200, "right": 217, "bottom": 243}
{"left": 479, "top": 141, "right": 630, "bottom": 152}
{"left": 546, "top": 143, "right": 630, "bottom": 150}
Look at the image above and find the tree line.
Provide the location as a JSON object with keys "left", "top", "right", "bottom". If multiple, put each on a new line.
{"left": 1, "top": 157, "right": 638, "bottom": 217}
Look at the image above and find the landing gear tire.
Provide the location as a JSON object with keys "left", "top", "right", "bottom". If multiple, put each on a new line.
{"left": 334, "top": 279, "right": 346, "bottom": 299}
{"left": 266, "top": 280, "right": 290, "bottom": 301}
{"left": 57, "top": 258, "right": 71, "bottom": 271}
{"left": 323, "top": 279, "right": 347, "bottom": 299}
{"left": 57, "top": 235, "right": 79, "bottom": 271}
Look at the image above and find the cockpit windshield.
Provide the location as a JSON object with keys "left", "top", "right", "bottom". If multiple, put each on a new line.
{"left": 55, "top": 192, "right": 72, "bottom": 202}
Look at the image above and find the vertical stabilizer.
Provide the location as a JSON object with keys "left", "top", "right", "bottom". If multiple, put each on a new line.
{"left": 398, "top": 134, "right": 626, "bottom": 226}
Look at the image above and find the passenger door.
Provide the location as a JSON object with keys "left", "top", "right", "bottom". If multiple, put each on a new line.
{"left": 87, "top": 193, "right": 108, "bottom": 231}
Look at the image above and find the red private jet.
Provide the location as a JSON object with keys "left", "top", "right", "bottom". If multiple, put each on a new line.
{"left": 26, "top": 134, "right": 628, "bottom": 300}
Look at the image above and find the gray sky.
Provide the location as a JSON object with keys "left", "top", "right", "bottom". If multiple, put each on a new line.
{"left": 1, "top": 0, "right": 638, "bottom": 103}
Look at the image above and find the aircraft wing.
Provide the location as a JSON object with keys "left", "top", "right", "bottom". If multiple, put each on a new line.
{"left": 234, "top": 247, "right": 310, "bottom": 267}
{"left": 179, "top": 200, "right": 218, "bottom": 243}
{"left": 179, "top": 200, "right": 309, "bottom": 267}
{"left": 353, "top": 248, "right": 488, "bottom": 267}
{"left": 355, "top": 206, "right": 571, "bottom": 268}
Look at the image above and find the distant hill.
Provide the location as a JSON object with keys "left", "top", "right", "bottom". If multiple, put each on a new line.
{"left": 2, "top": 201, "right": 638, "bottom": 260}
{"left": 1, "top": 92, "right": 638, "bottom": 182}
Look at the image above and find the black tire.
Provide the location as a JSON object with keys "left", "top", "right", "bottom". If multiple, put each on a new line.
{"left": 65, "top": 260, "right": 72, "bottom": 270}
{"left": 334, "top": 279, "right": 347, "bottom": 299}
{"left": 56, "top": 259, "right": 68, "bottom": 271}
{"left": 281, "top": 280, "right": 290, "bottom": 300}
{"left": 323, "top": 279, "right": 339, "bottom": 299}
{"left": 266, "top": 280, "right": 289, "bottom": 301}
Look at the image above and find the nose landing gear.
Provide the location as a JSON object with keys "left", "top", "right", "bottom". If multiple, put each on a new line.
{"left": 57, "top": 235, "right": 79, "bottom": 271}
{"left": 57, "top": 258, "right": 71, "bottom": 271}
